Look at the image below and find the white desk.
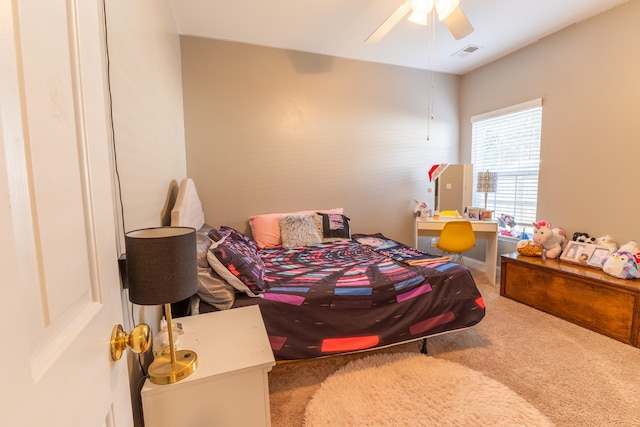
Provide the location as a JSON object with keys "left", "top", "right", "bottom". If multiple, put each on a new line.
{"left": 415, "top": 218, "right": 498, "bottom": 284}
{"left": 141, "top": 306, "right": 275, "bottom": 427}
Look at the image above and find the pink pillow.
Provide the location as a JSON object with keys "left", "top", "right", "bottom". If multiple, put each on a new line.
{"left": 249, "top": 208, "right": 343, "bottom": 249}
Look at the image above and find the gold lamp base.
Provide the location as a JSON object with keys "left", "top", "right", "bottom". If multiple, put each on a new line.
{"left": 148, "top": 349, "right": 198, "bottom": 385}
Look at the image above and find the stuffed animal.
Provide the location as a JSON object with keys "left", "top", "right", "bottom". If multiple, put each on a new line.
{"left": 572, "top": 232, "right": 596, "bottom": 245}
{"left": 517, "top": 240, "right": 544, "bottom": 257}
{"left": 595, "top": 235, "right": 618, "bottom": 252}
{"left": 619, "top": 240, "right": 640, "bottom": 256}
{"left": 602, "top": 249, "right": 640, "bottom": 280}
{"left": 532, "top": 220, "right": 566, "bottom": 259}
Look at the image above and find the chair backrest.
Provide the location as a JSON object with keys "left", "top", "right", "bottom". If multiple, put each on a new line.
{"left": 436, "top": 221, "right": 476, "bottom": 253}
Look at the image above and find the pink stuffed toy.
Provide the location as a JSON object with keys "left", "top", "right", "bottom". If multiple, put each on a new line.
{"left": 532, "top": 220, "right": 566, "bottom": 259}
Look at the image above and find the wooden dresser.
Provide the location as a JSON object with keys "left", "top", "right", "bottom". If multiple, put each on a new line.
{"left": 500, "top": 252, "right": 640, "bottom": 347}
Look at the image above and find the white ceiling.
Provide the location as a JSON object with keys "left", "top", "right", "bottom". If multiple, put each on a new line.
{"left": 169, "top": 0, "right": 628, "bottom": 75}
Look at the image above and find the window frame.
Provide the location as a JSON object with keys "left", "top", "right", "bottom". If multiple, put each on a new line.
{"left": 470, "top": 99, "right": 543, "bottom": 239}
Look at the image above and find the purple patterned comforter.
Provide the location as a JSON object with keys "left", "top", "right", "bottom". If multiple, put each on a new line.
{"left": 236, "top": 239, "right": 485, "bottom": 360}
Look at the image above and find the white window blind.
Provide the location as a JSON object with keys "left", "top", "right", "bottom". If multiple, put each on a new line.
{"left": 471, "top": 99, "right": 542, "bottom": 228}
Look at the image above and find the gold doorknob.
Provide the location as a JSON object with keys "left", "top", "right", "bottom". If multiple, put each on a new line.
{"left": 110, "top": 323, "right": 151, "bottom": 361}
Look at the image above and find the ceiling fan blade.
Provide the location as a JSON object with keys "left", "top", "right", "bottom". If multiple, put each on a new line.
{"left": 365, "top": 0, "right": 412, "bottom": 44}
{"left": 442, "top": 5, "right": 474, "bottom": 40}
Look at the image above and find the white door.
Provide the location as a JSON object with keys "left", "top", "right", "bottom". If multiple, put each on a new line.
{"left": 0, "top": 0, "right": 132, "bottom": 425}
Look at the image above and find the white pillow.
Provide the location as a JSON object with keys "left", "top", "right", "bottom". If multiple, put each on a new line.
{"left": 171, "top": 178, "right": 205, "bottom": 230}
{"left": 195, "top": 226, "right": 235, "bottom": 310}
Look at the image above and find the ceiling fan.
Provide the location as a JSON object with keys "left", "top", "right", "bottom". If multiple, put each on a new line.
{"left": 366, "top": 0, "right": 474, "bottom": 44}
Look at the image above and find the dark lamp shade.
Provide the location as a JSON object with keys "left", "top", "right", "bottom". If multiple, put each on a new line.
{"left": 125, "top": 226, "right": 198, "bottom": 306}
{"left": 477, "top": 171, "right": 498, "bottom": 193}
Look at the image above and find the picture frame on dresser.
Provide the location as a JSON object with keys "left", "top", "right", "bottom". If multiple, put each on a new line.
{"left": 560, "top": 242, "right": 613, "bottom": 269}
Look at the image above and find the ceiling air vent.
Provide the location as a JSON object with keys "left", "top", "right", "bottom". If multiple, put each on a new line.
{"left": 452, "top": 45, "right": 482, "bottom": 58}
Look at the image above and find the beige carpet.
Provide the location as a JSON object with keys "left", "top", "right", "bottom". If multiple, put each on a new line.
{"left": 269, "top": 263, "right": 640, "bottom": 426}
{"left": 303, "top": 352, "right": 554, "bottom": 426}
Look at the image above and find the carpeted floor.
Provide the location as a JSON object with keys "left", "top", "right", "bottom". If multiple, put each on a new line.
{"left": 268, "top": 262, "right": 640, "bottom": 426}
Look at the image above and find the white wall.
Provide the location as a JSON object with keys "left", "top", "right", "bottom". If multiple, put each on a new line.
{"left": 107, "top": 0, "right": 187, "bottom": 234}
{"left": 460, "top": 1, "right": 640, "bottom": 246}
{"left": 105, "top": 1, "right": 186, "bottom": 425}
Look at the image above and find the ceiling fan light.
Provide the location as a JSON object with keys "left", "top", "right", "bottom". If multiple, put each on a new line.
{"left": 411, "top": 0, "right": 435, "bottom": 16}
{"left": 408, "top": 12, "right": 429, "bottom": 26}
{"left": 435, "top": 0, "right": 459, "bottom": 21}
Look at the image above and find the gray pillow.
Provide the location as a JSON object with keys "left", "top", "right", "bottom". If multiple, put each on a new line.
{"left": 279, "top": 214, "right": 322, "bottom": 248}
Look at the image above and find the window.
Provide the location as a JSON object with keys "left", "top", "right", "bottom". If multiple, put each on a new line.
{"left": 471, "top": 99, "right": 542, "bottom": 238}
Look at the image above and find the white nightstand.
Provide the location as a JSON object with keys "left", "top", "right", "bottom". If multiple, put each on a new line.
{"left": 141, "top": 305, "right": 276, "bottom": 427}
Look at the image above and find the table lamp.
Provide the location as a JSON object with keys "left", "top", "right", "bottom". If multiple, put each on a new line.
{"left": 125, "top": 226, "right": 199, "bottom": 385}
{"left": 477, "top": 171, "right": 497, "bottom": 209}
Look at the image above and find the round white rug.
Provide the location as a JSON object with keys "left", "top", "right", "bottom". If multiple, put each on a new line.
{"left": 303, "top": 352, "right": 554, "bottom": 426}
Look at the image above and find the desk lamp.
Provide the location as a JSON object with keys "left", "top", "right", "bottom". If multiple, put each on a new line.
{"left": 477, "top": 171, "right": 497, "bottom": 210}
{"left": 125, "top": 226, "right": 198, "bottom": 385}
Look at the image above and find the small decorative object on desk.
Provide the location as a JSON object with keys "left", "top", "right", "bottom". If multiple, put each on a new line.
{"left": 440, "top": 210, "right": 461, "bottom": 218}
{"left": 413, "top": 200, "right": 430, "bottom": 219}
{"left": 480, "top": 209, "right": 493, "bottom": 221}
{"left": 466, "top": 207, "right": 479, "bottom": 220}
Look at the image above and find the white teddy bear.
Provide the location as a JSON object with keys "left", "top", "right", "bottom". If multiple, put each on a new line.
{"left": 595, "top": 235, "right": 618, "bottom": 252}
{"left": 619, "top": 240, "right": 640, "bottom": 255}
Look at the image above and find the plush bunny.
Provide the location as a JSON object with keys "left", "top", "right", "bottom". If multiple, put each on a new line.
{"left": 532, "top": 220, "right": 566, "bottom": 259}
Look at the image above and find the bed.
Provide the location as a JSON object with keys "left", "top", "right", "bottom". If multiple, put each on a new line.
{"left": 171, "top": 178, "right": 485, "bottom": 360}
